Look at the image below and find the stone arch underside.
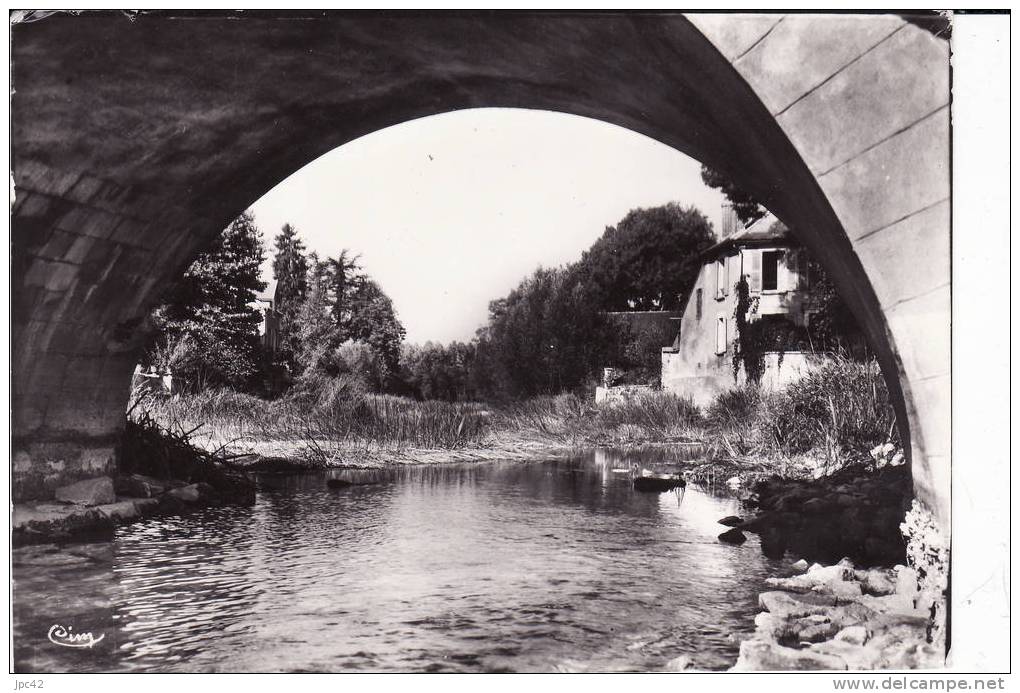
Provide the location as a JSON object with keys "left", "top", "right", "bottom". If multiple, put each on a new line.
{"left": 11, "top": 12, "right": 950, "bottom": 528}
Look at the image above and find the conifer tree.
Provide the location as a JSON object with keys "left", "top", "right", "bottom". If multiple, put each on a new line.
{"left": 272, "top": 223, "right": 309, "bottom": 368}
{"left": 148, "top": 211, "right": 267, "bottom": 390}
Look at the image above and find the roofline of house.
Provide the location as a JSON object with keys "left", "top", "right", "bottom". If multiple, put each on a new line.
{"left": 699, "top": 234, "right": 800, "bottom": 263}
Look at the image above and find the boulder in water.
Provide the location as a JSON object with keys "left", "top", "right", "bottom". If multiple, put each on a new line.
{"left": 718, "top": 515, "right": 744, "bottom": 527}
{"left": 55, "top": 476, "right": 116, "bottom": 506}
{"left": 718, "top": 528, "right": 747, "bottom": 545}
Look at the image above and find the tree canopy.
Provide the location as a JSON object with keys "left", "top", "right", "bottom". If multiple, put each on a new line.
{"left": 571, "top": 203, "right": 715, "bottom": 311}
{"left": 700, "top": 165, "right": 767, "bottom": 225}
{"left": 272, "top": 223, "right": 309, "bottom": 367}
{"left": 147, "top": 211, "right": 267, "bottom": 390}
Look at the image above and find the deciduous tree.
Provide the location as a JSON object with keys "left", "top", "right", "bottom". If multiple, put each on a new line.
{"left": 571, "top": 203, "right": 715, "bottom": 311}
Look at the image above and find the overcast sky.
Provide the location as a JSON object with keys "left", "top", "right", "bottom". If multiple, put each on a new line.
{"left": 250, "top": 108, "right": 724, "bottom": 344}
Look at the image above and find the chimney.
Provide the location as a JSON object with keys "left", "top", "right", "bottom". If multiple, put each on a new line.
{"left": 720, "top": 202, "right": 738, "bottom": 239}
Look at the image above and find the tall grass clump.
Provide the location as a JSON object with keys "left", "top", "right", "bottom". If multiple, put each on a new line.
{"left": 760, "top": 355, "right": 900, "bottom": 468}
{"left": 351, "top": 395, "right": 488, "bottom": 449}
{"left": 593, "top": 391, "right": 703, "bottom": 437}
{"left": 133, "top": 372, "right": 491, "bottom": 454}
{"left": 705, "top": 386, "right": 762, "bottom": 431}
{"left": 496, "top": 394, "right": 590, "bottom": 440}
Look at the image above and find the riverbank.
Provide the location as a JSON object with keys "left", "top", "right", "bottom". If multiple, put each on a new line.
{"left": 732, "top": 559, "right": 942, "bottom": 670}
{"left": 136, "top": 356, "right": 895, "bottom": 484}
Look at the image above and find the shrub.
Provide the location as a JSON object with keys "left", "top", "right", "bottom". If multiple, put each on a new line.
{"left": 761, "top": 356, "right": 899, "bottom": 462}
{"left": 705, "top": 386, "right": 762, "bottom": 431}
{"left": 595, "top": 391, "right": 703, "bottom": 434}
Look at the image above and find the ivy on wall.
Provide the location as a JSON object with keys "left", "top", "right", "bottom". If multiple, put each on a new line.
{"left": 732, "top": 276, "right": 814, "bottom": 385}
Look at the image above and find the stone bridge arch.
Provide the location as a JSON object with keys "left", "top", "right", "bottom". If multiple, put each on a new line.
{"left": 11, "top": 12, "right": 950, "bottom": 527}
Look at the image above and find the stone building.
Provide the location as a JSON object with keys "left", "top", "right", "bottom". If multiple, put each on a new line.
{"left": 661, "top": 208, "right": 821, "bottom": 406}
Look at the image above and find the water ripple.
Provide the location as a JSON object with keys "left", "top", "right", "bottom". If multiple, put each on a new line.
{"left": 13, "top": 450, "right": 786, "bottom": 672}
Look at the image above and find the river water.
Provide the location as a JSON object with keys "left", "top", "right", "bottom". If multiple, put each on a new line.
{"left": 13, "top": 449, "right": 786, "bottom": 672}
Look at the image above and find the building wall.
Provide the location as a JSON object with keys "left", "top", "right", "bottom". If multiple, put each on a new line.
{"left": 662, "top": 257, "right": 739, "bottom": 407}
{"left": 661, "top": 246, "right": 811, "bottom": 406}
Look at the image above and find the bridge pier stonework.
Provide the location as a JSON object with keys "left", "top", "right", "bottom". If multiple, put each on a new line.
{"left": 11, "top": 13, "right": 949, "bottom": 530}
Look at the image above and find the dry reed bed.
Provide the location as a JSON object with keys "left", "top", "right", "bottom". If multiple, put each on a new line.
{"left": 133, "top": 356, "right": 898, "bottom": 472}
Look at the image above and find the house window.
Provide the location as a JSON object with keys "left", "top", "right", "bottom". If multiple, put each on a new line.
{"left": 716, "top": 257, "right": 727, "bottom": 298}
{"left": 762, "top": 250, "right": 783, "bottom": 291}
{"left": 791, "top": 250, "right": 811, "bottom": 290}
{"left": 695, "top": 288, "right": 703, "bottom": 320}
{"left": 715, "top": 316, "right": 727, "bottom": 355}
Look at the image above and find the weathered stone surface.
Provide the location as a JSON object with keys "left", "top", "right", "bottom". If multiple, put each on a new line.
{"left": 779, "top": 23, "right": 949, "bottom": 176}
{"left": 54, "top": 475, "right": 115, "bottom": 506}
{"left": 735, "top": 14, "right": 903, "bottom": 115}
{"left": 168, "top": 483, "right": 202, "bottom": 503}
{"left": 854, "top": 200, "right": 950, "bottom": 309}
{"left": 765, "top": 563, "right": 862, "bottom": 600}
{"left": 821, "top": 107, "right": 950, "bottom": 241}
{"left": 686, "top": 13, "right": 783, "bottom": 61}
{"left": 114, "top": 473, "right": 168, "bottom": 498}
{"left": 835, "top": 625, "right": 870, "bottom": 646}
{"left": 759, "top": 591, "right": 834, "bottom": 619}
{"left": 736, "top": 556, "right": 944, "bottom": 671}
{"left": 734, "top": 640, "right": 848, "bottom": 671}
{"left": 96, "top": 500, "right": 140, "bottom": 521}
{"left": 12, "top": 503, "right": 114, "bottom": 545}
{"left": 798, "top": 619, "right": 840, "bottom": 643}
{"left": 664, "top": 654, "right": 696, "bottom": 671}
{"left": 855, "top": 568, "right": 897, "bottom": 596}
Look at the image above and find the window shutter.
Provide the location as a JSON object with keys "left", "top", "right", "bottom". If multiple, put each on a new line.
{"left": 795, "top": 250, "right": 809, "bottom": 289}
{"left": 776, "top": 250, "right": 788, "bottom": 291}
{"left": 716, "top": 316, "right": 727, "bottom": 354}
{"left": 750, "top": 251, "right": 762, "bottom": 292}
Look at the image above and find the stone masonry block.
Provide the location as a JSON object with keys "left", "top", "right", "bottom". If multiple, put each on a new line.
{"left": 54, "top": 204, "right": 121, "bottom": 240}
{"left": 12, "top": 395, "right": 48, "bottom": 435}
{"left": 819, "top": 109, "right": 949, "bottom": 241}
{"left": 24, "top": 257, "right": 79, "bottom": 292}
{"left": 13, "top": 190, "right": 74, "bottom": 226}
{"left": 61, "top": 355, "right": 110, "bottom": 392}
{"left": 13, "top": 441, "right": 118, "bottom": 501}
{"left": 80, "top": 447, "right": 117, "bottom": 474}
{"left": 64, "top": 174, "right": 107, "bottom": 206}
{"left": 883, "top": 285, "right": 950, "bottom": 383}
{"left": 21, "top": 354, "right": 70, "bottom": 393}
{"left": 853, "top": 200, "right": 949, "bottom": 309}
{"left": 779, "top": 24, "right": 949, "bottom": 176}
{"left": 26, "top": 228, "right": 79, "bottom": 261}
{"left": 686, "top": 13, "right": 783, "bottom": 62}
{"left": 64, "top": 234, "right": 98, "bottom": 265}
{"left": 88, "top": 179, "right": 135, "bottom": 213}
{"left": 912, "top": 375, "right": 950, "bottom": 461}
{"left": 42, "top": 394, "right": 127, "bottom": 438}
{"left": 108, "top": 215, "right": 154, "bottom": 247}
{"left": 13, "top": 160, "right": 82, "bottom": 198}
{"left": 736, "top": 14, "right": 902, "bottom": 115}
